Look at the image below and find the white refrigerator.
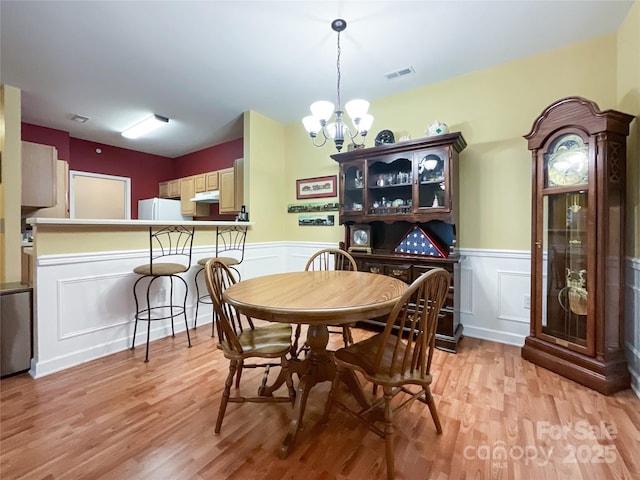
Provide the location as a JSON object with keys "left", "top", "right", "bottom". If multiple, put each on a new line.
{"left": 138, "top": 198, "right": 193, "bottom": 221}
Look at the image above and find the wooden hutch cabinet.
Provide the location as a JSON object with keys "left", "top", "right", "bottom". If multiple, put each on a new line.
{"left": 331, "top": 133, "right": 466, "bottom": 352}
{"left": 521, "top": 97, "right": 633, "bottom": 394}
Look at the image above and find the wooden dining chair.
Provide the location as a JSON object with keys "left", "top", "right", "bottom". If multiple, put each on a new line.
{"left": 204, "top": 259, "right": 295, "bottom": 434}
{"left": 291, "top": 248, "right": 358, "bottom": 358}
{"left": 321, "top": 268, "right": 451, "bottom": 480}
{"left": 194, "top": 225, "right": 248, "bottom": 335}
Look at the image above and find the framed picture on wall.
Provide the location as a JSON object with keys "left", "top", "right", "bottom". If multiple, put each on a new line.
{"left": 296, "top": 175, "right": 337, "bottom": 200}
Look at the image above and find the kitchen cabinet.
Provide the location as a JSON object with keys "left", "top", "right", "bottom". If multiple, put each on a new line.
{"left": 22, "top": 141, "right": 57, "bottom": 208}
{"left": 219, "top": 159, "right": 244, "bottom": 215}
{"left": 180, "top": 176, "right": 209, "bottom": 216}
{"left": 159, "top": 181, "right": 169, "bottom": 198}
{"left": 233, "top": 158, "right": 244, "bottom": 212}
{"left": 168, "top": 179, "right": 180, "bottom": 198}
{"left": 29, "top": 160, "right": 69, "bottom": 218}
{"left": 195, "top": 174, "right": 207, "bottom": 193}
{"left": 206, "top": 171, "right": 219, "bottom": 191}
{"left": 219, "top": 168, "right": 235, "bottom": 214}
{"left": 331, "top": 134, "right": 466, "bottom": 352}
{"left": 159, "top": 179, "right": 180, "bottom": 198}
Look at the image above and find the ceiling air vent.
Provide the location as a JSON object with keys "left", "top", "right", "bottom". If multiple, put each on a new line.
{"left": 71, "top": 114, "right": 90, "bottom": 123}
{"left": 385, "top": 66, "right": 415, "bottom": 80}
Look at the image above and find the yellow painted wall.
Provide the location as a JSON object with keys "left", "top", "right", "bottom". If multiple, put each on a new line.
{"left": 0, "top": 85, "right": 22, "bottom": 283}
{"left": 283, "top": 34, "right": 620, "bottom": 251}
{"left": 243, "top": 110, "right": 288, "bottom": 242}
{"left": 617, "top": 0, "right": 640, "bottom": 258}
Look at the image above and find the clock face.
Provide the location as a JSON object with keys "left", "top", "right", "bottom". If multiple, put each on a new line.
{"left": 350, "top": 224, "right": 371, "bottom": 249}
{"left": 353, "top": 229, "right": 369, "bottom": 245}
{"left": 547, "top": 134, "right": 589, "bottom": 187}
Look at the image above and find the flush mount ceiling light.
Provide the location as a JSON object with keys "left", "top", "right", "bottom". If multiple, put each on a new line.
{"left": 121, "top": 114, "right": 169, "bottom": 139}
{"left": 302, "top": 19, "right": 373, "bottom": 152}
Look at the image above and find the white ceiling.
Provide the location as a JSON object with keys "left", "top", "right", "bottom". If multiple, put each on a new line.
{"left": 1, "top": 0, "right": 634, "bottom": 158}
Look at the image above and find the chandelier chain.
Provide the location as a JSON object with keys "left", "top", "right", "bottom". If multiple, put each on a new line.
{"left": 336, "top": 30, "right": 342, "bottom": 110}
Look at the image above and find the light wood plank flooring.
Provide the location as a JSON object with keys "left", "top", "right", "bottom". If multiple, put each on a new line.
{"left": 1, "top": 325, "right": 639, "bottom": 479}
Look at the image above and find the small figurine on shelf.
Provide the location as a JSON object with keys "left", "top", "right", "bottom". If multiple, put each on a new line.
{"left": 426, "top": 120, "right": 449, "bottom": 137}
{"left": 432, "top": 194, "right": 439, "bottom": 207}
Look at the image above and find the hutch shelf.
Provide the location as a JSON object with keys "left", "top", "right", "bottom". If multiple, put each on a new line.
{"left": 331, "top": 133, "right": 467, "bottom": 352}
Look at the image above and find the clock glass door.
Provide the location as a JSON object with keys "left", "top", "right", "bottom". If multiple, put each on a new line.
{"left": 539, "top": 190, "right": 592, "bottom": 354}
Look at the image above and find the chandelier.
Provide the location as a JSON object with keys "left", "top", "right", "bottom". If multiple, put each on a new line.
{"left": 302, "top": 19, "right": 374, "bottom": 152}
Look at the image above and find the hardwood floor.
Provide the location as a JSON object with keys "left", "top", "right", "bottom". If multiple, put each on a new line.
{"left": 1, "top": 325, "right": 639, "bottom": 479}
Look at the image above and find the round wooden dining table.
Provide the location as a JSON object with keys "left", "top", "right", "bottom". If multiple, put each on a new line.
{"left": 223, "top": 270, "right": 408, "bottom": 458}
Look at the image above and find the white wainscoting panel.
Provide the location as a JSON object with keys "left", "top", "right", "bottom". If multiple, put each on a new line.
{"left": 457, "top": 249, "right": 532, "bottom": 346}
{"left": 626, "top": 257, "right": 640, "bottom": 398}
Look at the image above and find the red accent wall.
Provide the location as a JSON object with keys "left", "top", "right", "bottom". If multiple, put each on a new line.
{"left": 22, "top": 124, "right": 71, "bottom": 160}
{"left": 21, "top": 123, "right": 243, "bottom": 219}
{"left": 173, "top": 138, "right": 242, "bottom": 177}
{"left": 70, "top": 139, "right": 175, "bottom": 217}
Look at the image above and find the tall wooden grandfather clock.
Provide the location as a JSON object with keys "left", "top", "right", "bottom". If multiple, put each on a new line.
{"left": 521, "top": 96, "right": 633, "bottom": 395}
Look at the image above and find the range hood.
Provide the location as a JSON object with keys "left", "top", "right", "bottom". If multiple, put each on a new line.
{"left": 190, "top": 190, "right": 219, "bottom": 203}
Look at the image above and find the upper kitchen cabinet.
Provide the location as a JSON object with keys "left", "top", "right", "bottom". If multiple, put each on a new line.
{"left": 22, "top": 141, "right": 57, "bottom": 208}
{"left": 159, "top": 179, "right": 181, "bottom": 199}
{"left": 219, "top": 158, "right": 244, "bottom": 214}
{"left": 206, "top": 171, "right": 219, "bottom": 191}
{"left": 194, "top": 173, "right": 206, "bottom": 193}
{"left": 29, "top": 160, "right": 69, "bottom": 218}
{"left": 180, "top": 176, "right": 209, "bottom": 217}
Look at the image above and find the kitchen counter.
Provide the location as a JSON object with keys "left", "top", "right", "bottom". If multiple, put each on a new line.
{"left": 26, "top": 218, "right": 254, "bottom": 256}
{"left": 27, "top": 218, "right": 254, "bottom": 227}
{"left": 24, "top": 218, "right": 255, "bottom": 378}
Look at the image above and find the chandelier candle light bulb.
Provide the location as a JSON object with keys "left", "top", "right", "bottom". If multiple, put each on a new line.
{"left": 302, "top": 18, "right": 373, "bottom": 151}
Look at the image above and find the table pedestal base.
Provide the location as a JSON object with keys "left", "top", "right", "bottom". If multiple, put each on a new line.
{"left": 261, "top": 324, "right": 370, "bottom": 459}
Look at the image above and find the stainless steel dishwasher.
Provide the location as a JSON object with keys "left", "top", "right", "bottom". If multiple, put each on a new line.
{"left": 1, "top": 283, "right": 33, "bottom": 377}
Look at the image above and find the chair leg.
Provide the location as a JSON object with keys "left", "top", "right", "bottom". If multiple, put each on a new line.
{"left": 143, "top": 277, "right": 155, "bottom": 363}
{"left": 131, "top": 276, "right": 145, "bottom": 350}
{"left": 342, "top": 326, "right": 354, "bottom": 348}
{"left": 169, "top": 277, "right": 176, "bottom": 337}
{"left": 193, "top": 267, "right": 203, "bottom": 329}
{"left": 215, "top": 359, "right": 238, "bottom": 434}
{"left": 383, "top": 386, "right": 395, "bottom": 480}
{"left": 176, "top": 275, "right": 192, "bottom": 348}
{"left": 235, "top": 360, "right": 243, "bottom": 389}
{"left": 425, "top": 388, "right": 442, "bottom": 434}
{"left": 144, "top": 292, "right": 152, "bottom": 363}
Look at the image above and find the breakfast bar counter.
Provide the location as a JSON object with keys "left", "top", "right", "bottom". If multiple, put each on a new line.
{"left": 25, "top": 218, "right": 254, "bottom": 378}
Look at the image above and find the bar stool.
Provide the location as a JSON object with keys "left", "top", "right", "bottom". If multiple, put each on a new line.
{"left": 193, "top": 224, "right": 248, "bottom": 335}
{"left": 131, "top": 225, "right": 195, "bottom": 362}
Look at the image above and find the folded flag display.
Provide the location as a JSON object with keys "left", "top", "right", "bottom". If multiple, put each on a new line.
{"left": 394, "top": 226, "right": 448, "bottom": 258}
